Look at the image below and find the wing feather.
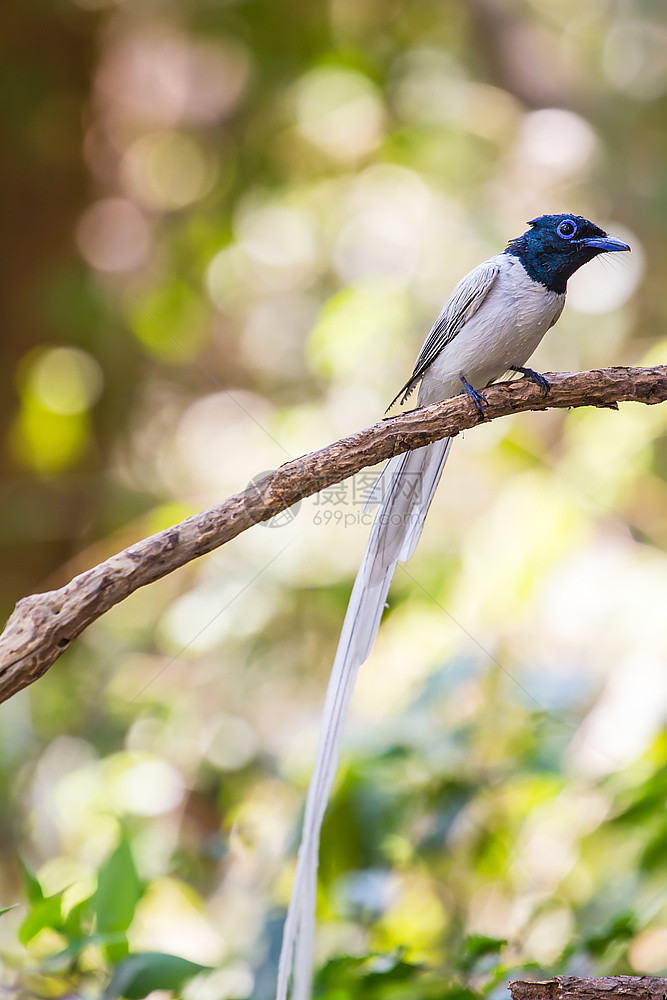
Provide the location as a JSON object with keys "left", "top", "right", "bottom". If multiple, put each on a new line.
{"left": 387, "top": 260, "right": 500, "bottom": 409}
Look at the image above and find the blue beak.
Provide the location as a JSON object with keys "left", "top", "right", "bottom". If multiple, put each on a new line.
{"left": 581, "top": 235, "right": 631, "bottom": 253}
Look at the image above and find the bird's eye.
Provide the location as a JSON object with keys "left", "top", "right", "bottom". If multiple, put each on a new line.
{"left": 557, "top": 219, "right": 577, "bottom": 239}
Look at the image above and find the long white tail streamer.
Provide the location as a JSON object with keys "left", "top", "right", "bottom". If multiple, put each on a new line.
{"left": 276, "top": 436, "right": 452, "bottom": 1000}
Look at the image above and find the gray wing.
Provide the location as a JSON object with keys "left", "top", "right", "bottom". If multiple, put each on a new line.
{"left": 548, "top": 297, "right": 565, "bottom": 329}
{"left": 388, "top": 260, "right": 500, "bottom": 409}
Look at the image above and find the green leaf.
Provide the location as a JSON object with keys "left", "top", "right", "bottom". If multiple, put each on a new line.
{"left": 315, "top": 952, "right": 456, "bottom": 999}
{"left": 20, "top": 861, "right": 44, "bottom": 905}
{"left": 19, "top": 895, "right": 63, "bottom": 945}
{"left": 639, "top": 818, "right": 667, "bottom": 872}
{"left": 463, "top": 934, "right": 507, "bottom": 962}
{"left": 39, "top": 932, "right": 126, "bottom": 973}
{"left": 62, "top": 895, "right": 92, "bottom": 938}
{"left": 584, "top": 912, "right": 637, "bottom": 956}
{"left": 94, "top": 834, "right": 143, "bottom": 962}
{"left": 0, "top": 905, "right": 16, "bottom": 917}
{"left": 103, "top": 952, "right": 210, "bottom": 1000}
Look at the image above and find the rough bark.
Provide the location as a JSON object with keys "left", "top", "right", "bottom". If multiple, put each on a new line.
{"left": 1, "top": 364, "right": 666, "bottom": 705}
{"left": 510, "top": 977, "right": 667, "bottom": 1000}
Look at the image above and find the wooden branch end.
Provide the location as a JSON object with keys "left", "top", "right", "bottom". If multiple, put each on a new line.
{"left": 510, "top": 977, "right": 667, "bottom": 1000}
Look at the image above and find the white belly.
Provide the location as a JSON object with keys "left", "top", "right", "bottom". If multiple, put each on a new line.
{"left": 419, "top": 255, "right": 564, "bottom": 405}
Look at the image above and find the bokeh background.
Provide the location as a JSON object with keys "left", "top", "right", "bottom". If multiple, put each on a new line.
{"left": 1, "top": 0, "right": 666, "bottom": 996}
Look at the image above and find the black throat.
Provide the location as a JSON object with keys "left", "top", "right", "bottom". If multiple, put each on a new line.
{"left": 504, "top": 238, "right": 569, "bottom": 295}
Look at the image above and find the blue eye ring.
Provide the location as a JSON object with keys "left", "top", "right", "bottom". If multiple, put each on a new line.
{"left": 557, "top": 219, "right": 577, "bottom": 239}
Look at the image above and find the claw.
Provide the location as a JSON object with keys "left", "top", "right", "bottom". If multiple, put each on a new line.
{"left": 510, "top": 365, "right": 550, "bottom": 396}
{"left": 460, "top": 375, "right": 488, "bottom": 419}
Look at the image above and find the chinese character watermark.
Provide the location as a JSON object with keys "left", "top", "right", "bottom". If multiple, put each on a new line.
{"left": 245, "top": 470, "right": 426, "bottom": 529}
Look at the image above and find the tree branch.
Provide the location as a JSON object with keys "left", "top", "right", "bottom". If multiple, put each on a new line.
{"left": 1, "top": 365, "right": 666, "bottom": 705}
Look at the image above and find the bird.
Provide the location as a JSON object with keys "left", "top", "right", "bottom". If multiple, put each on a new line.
{"left": 276, "top": 214, "right": 630, "bottom": 1000}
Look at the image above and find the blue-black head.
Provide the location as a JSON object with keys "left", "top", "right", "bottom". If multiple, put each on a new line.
{"left": 505, "top": 214, "right": 630, "bottom": 294}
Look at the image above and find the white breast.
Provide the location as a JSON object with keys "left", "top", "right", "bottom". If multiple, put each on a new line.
{"left": 419, "top": 254, "right": 565, "bottom": 405}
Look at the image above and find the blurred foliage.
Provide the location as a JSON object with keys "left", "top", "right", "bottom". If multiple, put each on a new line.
{"left": 1, "top": 0, "right": 666, "bottom": 997}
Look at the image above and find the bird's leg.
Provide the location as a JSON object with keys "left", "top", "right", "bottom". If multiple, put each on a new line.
{"left": 509, "top": 365, "right": 550, "bottom": 396}
{"left": 460, "top": 375, "right": 488, "bottom": 419}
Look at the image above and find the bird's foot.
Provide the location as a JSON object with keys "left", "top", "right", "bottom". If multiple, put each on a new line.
{"left": 510, "top": 365, "right": 550, "bottom": 396}
{"left": 460, "top": 375, "right": 488, "bottom": 419}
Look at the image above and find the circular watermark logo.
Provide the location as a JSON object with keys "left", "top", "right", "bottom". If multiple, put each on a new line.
{"left": 245, "top": 471, "right": 302, "bottom": 529}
